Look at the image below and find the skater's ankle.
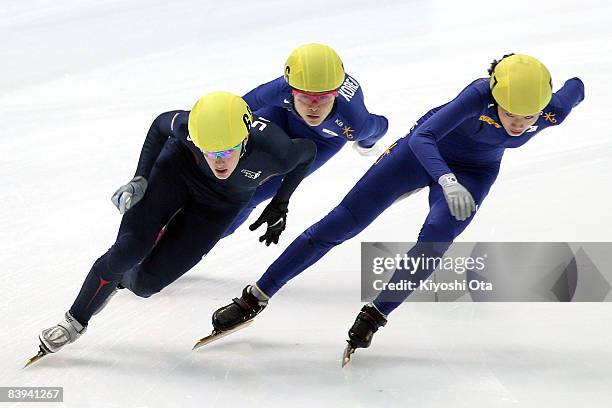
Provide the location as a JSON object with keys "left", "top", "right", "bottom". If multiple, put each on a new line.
{"left": 369, "top": 303, "right": 388, "bottom": 319}
{"left": 249, "top": 284, "right": 270, "bottom": 303}
{"left": 67, "top": 310, "right": 88, "bottom": 330}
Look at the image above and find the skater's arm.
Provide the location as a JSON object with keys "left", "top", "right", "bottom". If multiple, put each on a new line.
{"left": 272, "top": 139, "right": 317, "bottom": 203}
{"left": 345, "top": 81, "right": 389, "bottom": 148}
{"left": 247, "top": 137, "right": 316, "bottom": 246}
{"left": 243, "top": 77, "right": 286, "bottom": 112}
{"left": 408, "top": 85, "right": 484, "bottom": 181}
{"left": 356, "top": 114, "right": 389, "bottom": 148}
{"left": 549, "top": 78, "right": 585, "bottom": 125}
{"left": 133, "top": 111, "right": 181, "bottom": 178}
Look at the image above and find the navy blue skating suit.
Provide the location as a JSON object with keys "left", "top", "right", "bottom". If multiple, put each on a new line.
{"left": 222, "top": 74, "right": 389, "bottom": 235}
{"left": 69, "top": 111, "right": 316, "bottom": 326}
{"left": 255, "top": 77, "right": 585, "bottom": 315}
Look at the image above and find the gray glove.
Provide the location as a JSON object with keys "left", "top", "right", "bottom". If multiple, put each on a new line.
{"left": 438, "top": 173, "right": 476, "bottom": 221}
{"left": 111, "top": 176, "right": 148, "bottom": 214}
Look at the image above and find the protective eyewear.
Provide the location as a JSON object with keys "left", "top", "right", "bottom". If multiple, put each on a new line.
{"left": 291, "top": 89, "right": 338, "bottom": 104}
{"left": 202, "top": 141, "right": 243, "bottom": 159}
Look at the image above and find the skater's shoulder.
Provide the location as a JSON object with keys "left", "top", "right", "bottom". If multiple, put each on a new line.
{"left": 441, "top": 78, "right": 491, "bottom": 115}
{"left": 247, "top": 116, "right": 292, "bottom": 153}
{"left": 335, "top": 73, "right": 364, "bottom": 107}
{"left": 462, "top": 78, "right": 492, "bottom": 100}
{"left": 152, "top": 110, "right": 189, "bottom": 134}
{"left": 247, "top": 76, "right": 290, "bottom": 99}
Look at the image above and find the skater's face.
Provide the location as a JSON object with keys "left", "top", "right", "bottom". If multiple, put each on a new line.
{"left": 203, "top": 139, "right": 246, "bottom": 179}
{"left": 292, "top": 89, "right": 337, "bottom": 126}
{"left": 497, "top": 106, "right": 540, "bottom": 137}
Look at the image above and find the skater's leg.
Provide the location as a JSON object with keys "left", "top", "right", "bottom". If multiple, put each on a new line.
{"left": 124, "top": 201, "right": 239, "bottom": 297}
{"left": 372, "top": 167, "right": 499, "bottom": 315}
{"left": 69, "top": 142, "right": 190, "bottom": 325}
{"left": 256, "top": 139, "right": 431, "bottom": 297}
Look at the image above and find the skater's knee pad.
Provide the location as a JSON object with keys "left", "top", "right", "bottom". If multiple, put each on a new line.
{"left": 304, "top": 205, "right": 359, "bottom": 247}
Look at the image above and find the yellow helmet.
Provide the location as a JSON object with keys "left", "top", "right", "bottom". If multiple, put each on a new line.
{"left": 284, "top": 43, "right": 345, "bottom": 93}
{"left": 188, "top": 91, "right": 253, "bottom": 152}
{"left": 490, "top": 54, "right": 552, "bottom": 115}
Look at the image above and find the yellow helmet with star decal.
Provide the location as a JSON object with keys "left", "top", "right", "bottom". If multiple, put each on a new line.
{"left": 490, "top": 54, "right": 552, "bottom": 116}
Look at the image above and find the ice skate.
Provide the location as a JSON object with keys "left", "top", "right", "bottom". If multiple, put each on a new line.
{"left": 25, "top": 311, "right": 87, "bottom": 367}
{"left": 342, "top": 303, "right": 387, "bottom": 367}
{"left": 193, "top": 285, "right": 268, "bottom": 350}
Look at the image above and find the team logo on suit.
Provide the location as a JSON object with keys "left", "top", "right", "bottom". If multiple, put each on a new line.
{"left": 342, "top": 126, "right": 354, "bottom": 139}
{"left": 375, "top": 142, "right": 398, "bottom": 165}
{"left": 543, "top": 112, "right": 557, "bottom": 123}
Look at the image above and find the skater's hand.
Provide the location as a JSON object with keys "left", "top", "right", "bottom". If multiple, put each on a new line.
{"left": 249, "top": 199, "right": 289, "bottom": 246}
{"left": 352, "top": 141, "right": 383, "bottom": 157}
{"left": 438, "top": 173, "right": 476, "bottom": 221}
{"left": 111, "top": 176, "right": 148, "bottom": 214}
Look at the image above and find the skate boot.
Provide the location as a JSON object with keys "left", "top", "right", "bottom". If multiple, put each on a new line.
{"left": 193, "top": 285, "right": 269, "bottom": 350}
{"left": 26, "top": 311, "right": 87, "bottom": 367}
{"left": 342, "top": 303, "right": 387, "bottom": 367}
{"left": 212, "top": 285, "right": 269, "bottom": 331}
{"left": 92, "top": 284, "right": 123, "bottom": 316}
{"left": 39, "top": 311, "right": 87, "bottom": 353}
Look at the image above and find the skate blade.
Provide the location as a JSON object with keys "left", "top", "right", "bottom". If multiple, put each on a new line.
{"left": 192, "top": 320, "right": 254, "bottom": 350}
{"left": 24, "top": 346, "right": 49, "bottom": 368}
{"left": 342, "top": 342, "right": 356, "bottom": 367}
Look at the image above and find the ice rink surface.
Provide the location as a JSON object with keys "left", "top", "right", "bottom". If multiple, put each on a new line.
{"left": 1, "top": 0, "right": 611, "bottom": 406}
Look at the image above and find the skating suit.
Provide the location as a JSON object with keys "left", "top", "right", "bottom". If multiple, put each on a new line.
{"left": 256, "top": 77, "right": 584, "bottom": 315}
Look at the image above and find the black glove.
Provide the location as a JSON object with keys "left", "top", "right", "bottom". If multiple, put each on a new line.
{"left": 249, "top": 199, "right": 289, "bottom": 246}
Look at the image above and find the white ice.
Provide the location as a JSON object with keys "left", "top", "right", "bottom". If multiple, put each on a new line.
{"left": 1, "top": 0, "right": 612, "bottom": 407}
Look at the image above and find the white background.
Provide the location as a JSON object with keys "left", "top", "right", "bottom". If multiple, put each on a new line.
{"left": 1, "top": 0, "right": 611, "bottom": 407}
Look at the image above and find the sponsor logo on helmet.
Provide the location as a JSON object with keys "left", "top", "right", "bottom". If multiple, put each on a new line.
{"left": 337, "top": 76, "right": 360, "bottom": 102}
{"left": 479, "top": 115, "right": 502, "bottom": 129}
{"left": 543, "top": 112, "right": 557, "bottom": 124}
{"left": 241, "top": 169, "right": 262, "bottom": 180}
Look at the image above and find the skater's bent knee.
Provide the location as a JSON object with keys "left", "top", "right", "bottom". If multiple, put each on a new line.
{"left": 128, "top": 281, "right": 161, "bottom": 298}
